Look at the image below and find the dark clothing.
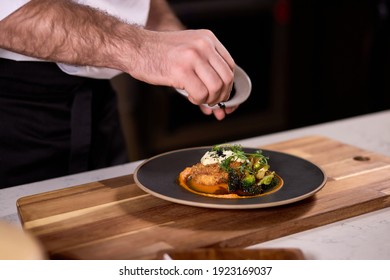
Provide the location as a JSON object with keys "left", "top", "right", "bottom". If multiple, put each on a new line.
{"left": 0, "top": 58, "right": 128, "bottom": 188}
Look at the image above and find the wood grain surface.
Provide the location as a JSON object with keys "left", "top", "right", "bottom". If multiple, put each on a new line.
{"left": 157, "top": 248, "right": 305, "bottom": 260}
{"left": 17, "top": 136, "right": 390, "bottom": 260}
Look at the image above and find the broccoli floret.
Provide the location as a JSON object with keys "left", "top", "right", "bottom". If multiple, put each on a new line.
{"left": 237, "top": 183, "right": 263, "bottom": 196}
{"left": 238, "top": 173, "right": 280, "bottom": 196}
{"left": 259, "top": 173, "right": 275, "bottom": 185}
{"left": 242, "top": 174, "right": 255, "bottom": 188}
{"left": 264, "top": 176, "right": 279, "bottom": 190}
{"left": 228, "top": 170, "right": 241, "bottom": 192}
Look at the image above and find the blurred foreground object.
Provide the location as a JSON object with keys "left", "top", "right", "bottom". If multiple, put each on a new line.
{"left": 0, "top": 220, "right": 46, "bottom": 260}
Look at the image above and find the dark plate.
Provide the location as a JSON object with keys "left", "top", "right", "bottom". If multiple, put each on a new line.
{"left": 134, "top": 147, "right": 327, "bottom": 209}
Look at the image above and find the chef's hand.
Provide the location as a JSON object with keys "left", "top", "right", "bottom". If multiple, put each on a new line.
{"left": 199, "top": 105, "right": 239, "bottom": 121}
{"left": 145, "top": 0, "right": 238, "bottom": 120}
{"left": 124, "top": 29, "right": 235, "bottom": 108}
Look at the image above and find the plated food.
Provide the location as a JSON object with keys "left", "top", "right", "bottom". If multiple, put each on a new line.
{"left": 134, "top": 145, "right": 326, "bottom": 209}
{"left": 177, "top": 144, "right": 283, "bottom": 198}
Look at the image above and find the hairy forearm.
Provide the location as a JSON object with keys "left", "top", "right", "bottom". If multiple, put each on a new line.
{"left": 0, "top": 0, "right": 235, "bottom": 112}
{"left": 0, "top": 0, "right": 142, "bottom": 72}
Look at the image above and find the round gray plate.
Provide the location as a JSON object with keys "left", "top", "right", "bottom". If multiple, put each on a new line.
{"left": 134, "top": 147, "right": 327, "bottom": 209}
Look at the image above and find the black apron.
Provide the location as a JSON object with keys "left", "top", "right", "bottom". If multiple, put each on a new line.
{"left": 0, "top": 58, "right": 128, "bottom": 188}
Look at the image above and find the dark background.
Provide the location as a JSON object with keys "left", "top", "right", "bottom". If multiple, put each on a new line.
{"left": 113, "top": 0, "right": 390, "bottom": 161}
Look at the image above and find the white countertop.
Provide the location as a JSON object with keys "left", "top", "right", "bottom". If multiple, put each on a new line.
{"left": 1, "top": 109, "right": 390, "bottom": 260}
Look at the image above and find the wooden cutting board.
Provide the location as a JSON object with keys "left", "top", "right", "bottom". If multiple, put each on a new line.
{"left": 16, "top": 136, "right": 390, "bottom": 260}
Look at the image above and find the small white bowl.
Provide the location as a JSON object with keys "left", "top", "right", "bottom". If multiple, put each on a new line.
{"left": 176, "top": 65, "right": 252, "bottom": 109}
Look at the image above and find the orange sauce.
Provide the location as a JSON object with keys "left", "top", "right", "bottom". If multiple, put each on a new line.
{"left": 177, "top": 169, "right": 284, "bottom": 199}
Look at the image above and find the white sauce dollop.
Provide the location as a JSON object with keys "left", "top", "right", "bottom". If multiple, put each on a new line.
{"left": 200, "top": 150, "right": 245, "bottom": 166}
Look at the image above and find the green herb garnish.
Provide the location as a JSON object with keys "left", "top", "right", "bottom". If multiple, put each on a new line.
{"left": 210, "top": 144, "right": 276, "bottom": 196}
